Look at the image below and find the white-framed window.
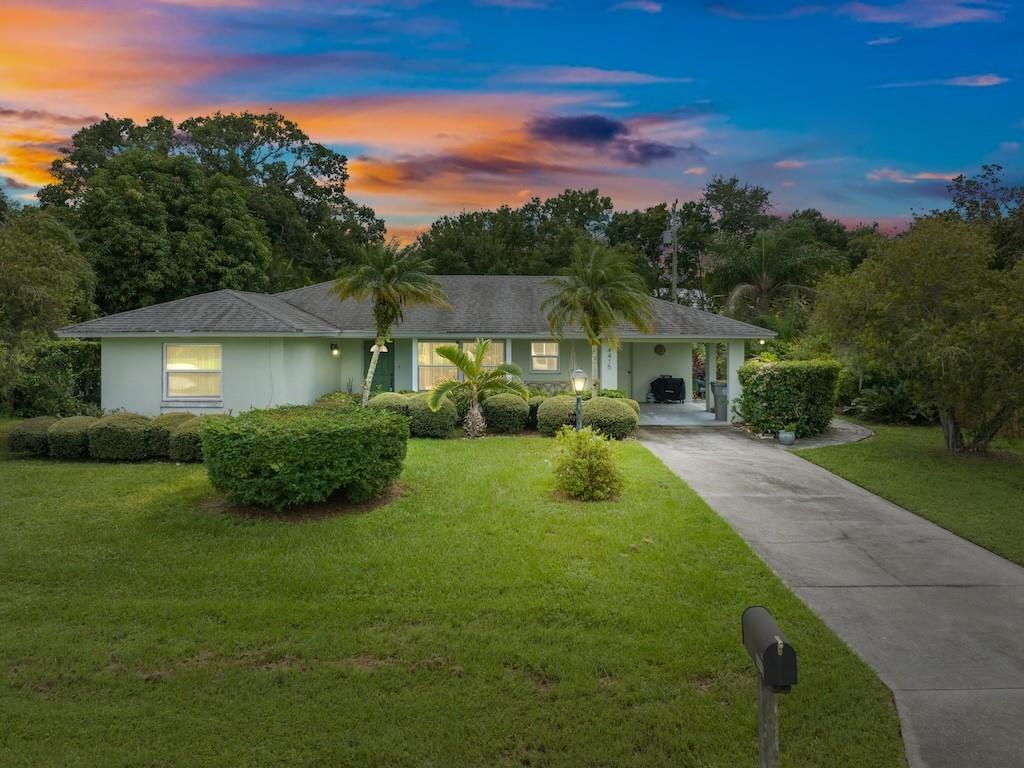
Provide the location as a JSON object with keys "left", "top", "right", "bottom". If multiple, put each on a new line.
{"left": 530, "top": 341, "right": 559, "bottom": 372}
{"left": 164, "top": 344, "right": 222, "bottom": 399}
{"left": 418, "top": 341, "right": 457, "bottom": 391}
{"left": 463, "top": 339, "right": 505, "bottom": 369}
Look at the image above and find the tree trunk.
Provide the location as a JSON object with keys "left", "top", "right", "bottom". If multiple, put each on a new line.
{"left": 361, "top": 338, "right": 383, "bottom": 405}
{"left": 940, "top": 408, "right": 964, "bottom": 453}
{"left": 965, "top": 402, "right": 1018, "bottom": 453}
{"left": 590, "top": 343, "right": 599, "bottom": 397}
{"left": 464, "top": 394, "right": 485, "bottom": 439}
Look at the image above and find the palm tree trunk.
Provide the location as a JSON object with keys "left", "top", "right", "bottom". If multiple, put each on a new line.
{"left": 362, "top": 338, "right": 383, "bottom": 405}
{"left": 590, "top": 343, "right": 599, "bottom": 397}
{"left": 465, "top": 392, "right": 485, "bottom": 438}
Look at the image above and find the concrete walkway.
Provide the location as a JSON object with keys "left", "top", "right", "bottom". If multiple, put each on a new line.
{"left": 639, "top": 428, "right": 1024, "bottom": 768}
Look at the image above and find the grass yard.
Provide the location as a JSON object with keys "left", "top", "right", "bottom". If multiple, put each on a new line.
{"left": 0, "top": 425, "right": 905, "bottom": 767}
{"left": 799, "top": 424, "right": 1024, "bottom": 567}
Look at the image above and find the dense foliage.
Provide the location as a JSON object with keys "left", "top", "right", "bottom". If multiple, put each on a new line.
{"left": 405, "top": 394, "right": 458, "bottom": 438}
{"left": 737, "top": 360, "right": 840, "bottom": 438}
{"left": 10, "top": 339, "right": 100, "bottom": 417}
{"left": 536, "top": 396, "right": 579, "bottom": 435}
{"left": 814, "top": 217, "right": 1024, "bottom": 452}
{"left": 47, "top": 415, "right": 99, "bottom": 459}
{"left": 6, "top": 416, "right": 58, "bottom": 455}
{"left": 168, "top": 415, "right": 228, "bottom": 463}
{"left": 149, "top": 413, "right": 197, "bottom": 457}
{"left": 552, "top": 426, "right": 623, "bottom": 501}
{"left": 480, "top": 393, "right": 530, "bottom": 434}
{"left": 201, "top": 406, "right": 409, "bottom": 509}
{"left": 582, "top": 396, "right": 640, "bottom": 439}
{"left": 87, "top": 413, "right": 156, "bottom": 461}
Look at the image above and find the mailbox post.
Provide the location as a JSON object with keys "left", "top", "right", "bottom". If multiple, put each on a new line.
{"left": 742, "top": 606, "right": 797, "bottom": 768}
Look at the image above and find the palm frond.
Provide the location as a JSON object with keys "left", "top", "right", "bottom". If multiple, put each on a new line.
{"left": 427, "top": 378, "right": 462, "bottom": 412}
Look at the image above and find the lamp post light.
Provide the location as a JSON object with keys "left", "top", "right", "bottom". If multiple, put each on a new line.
{"left": 570, "top": 368, "right": 587, "bottom": 430}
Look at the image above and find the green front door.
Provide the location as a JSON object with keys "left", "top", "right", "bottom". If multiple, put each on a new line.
{"left": 363, "top": 341, "right": 395, "bottom": 393}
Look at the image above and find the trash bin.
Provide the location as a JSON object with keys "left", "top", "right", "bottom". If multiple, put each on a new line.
{"left": 710, "top": 381, "right": 728, "bottom": 421}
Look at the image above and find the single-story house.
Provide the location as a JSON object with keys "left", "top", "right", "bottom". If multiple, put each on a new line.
{"left": 58, "top": 275, "right": 775, "bottom": 422}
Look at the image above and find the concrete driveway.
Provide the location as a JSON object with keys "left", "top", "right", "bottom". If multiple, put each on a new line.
{"left": 640, "top": 427, "right": 1024, "bottom": 768}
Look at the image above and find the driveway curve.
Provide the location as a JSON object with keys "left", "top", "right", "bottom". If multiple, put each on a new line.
{"left": 640, "top": 427, "right": 1024, "bottom": 768}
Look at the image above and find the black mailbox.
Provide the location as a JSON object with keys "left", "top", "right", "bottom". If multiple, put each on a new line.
{"left": 742, "top": 606, "right": 798, "bottom": 692}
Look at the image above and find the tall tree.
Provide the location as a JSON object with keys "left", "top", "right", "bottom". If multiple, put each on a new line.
{"left": 0, "top": 188, "right": 11, "bottom": 225}
{"left": 814, "top": 216, "right": 1024, "bottom": 453}
{"left": 332, "top": 243, "right": 451, "bottom": 404}
{"left": 40, "top": 112, "right": 384, "bottom": 291}
{"left": 703, "top": 175, "right": 776, "bottom": 238}
{"left": 427, "top": 339, "right": 528, "bottom": 438}
{"left": 75, "top": 149, "right": 272, "bottom": 313}
{"left": 946, "top": 164, "right": 1024, "bottom": 269}
{"left": 676, "top": 200, "right": 715, "bottom": 307}
{"left": 543, "top": 241, "right": 654, "bottom": 396}
{"left": 606, "top": 203, "right": 671, "bottom": 293}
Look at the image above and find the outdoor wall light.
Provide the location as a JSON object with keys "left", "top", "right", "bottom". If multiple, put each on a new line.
{"left": 570, "top": 369, "right": 587, "bottom": 393}
{"left": 330, "top": 343, "right": 340, "bottom": 357}
{"left": 370, "top": 343, "right": 388, "bottom": 353}
{"left": 759, "top": 339, "right": 766, "bottom": 345}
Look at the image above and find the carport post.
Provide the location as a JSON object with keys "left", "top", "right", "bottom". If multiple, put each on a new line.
{"left": 727, "top": 341, "right": 745, "bottom": 422}
{"left": 704, "top": 343, "right": 717, "bottom": 412}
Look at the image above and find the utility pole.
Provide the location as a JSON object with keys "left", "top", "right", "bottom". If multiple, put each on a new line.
{"left": 670, "top": 198, "right": 679, "bottom": 304}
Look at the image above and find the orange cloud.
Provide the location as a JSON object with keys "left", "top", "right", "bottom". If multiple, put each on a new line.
{"left": 0, "top": 129, "right": 65, "bottom": 187}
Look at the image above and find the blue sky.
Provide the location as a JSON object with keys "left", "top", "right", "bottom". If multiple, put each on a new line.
{"left": 0, "top": 0, "right": 1020, "bottom": 237}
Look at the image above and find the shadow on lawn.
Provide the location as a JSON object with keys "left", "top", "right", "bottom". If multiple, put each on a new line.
{"left": 195, "top": 482, "right": 404, "bottom": 523}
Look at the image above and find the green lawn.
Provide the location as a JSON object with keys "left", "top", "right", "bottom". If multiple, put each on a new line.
{"left": 0, "top": 426, "right": 904, "bottom": 767}
{"left": 799, "top": 423, "right": 1024, "bottom": 567}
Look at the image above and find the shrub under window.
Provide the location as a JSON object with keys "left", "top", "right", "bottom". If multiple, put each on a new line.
{"left": 583, "top": 396, "right": 639, "bottom": 439}
{"left": 168, "top": 415, "right": 227, "bottom": 463}
{"left": 736, "top": 359, "right": 840, "bottom": 437}
{"left": 405, "top": 393, "right": 457, "bottom": 438}
{"left": 201, "top": 406, "right": 409, "bottom": 509}
{"left": 88, "top": 413, "right": 155, "bottom": 461}
{"left": 47, "top": 415, "right": 99, "bottom": 459}
{"left": 481, "top": 393, "right": 529, "bottom": 434}
{"left": 149, "top": 412, "right": 196, "bottom": 457}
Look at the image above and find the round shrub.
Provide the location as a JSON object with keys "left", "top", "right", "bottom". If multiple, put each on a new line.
{"left": 481, "top": 393, "right": 529, "bottom": 434}
{"left": 365, "top": 392, "right": 411, "bottom": 416}
{"left": 526, "top": 395, "right": 548, "bottom": 430}
{"left": 406, "top": 393, "right": 457, "bottom": 438}
{"left": 148, "top": 412, "right": 196, "bottom": 457}
{"left": 7, "top": 416, "right": 58, "bottom": 456}
{"left": 168, "top": 415, "right": 228, "bottom": 463}
{"left": 536, "top": 395, "right": 578, "bottom": 436}
{"left": 47, "top": 415, "right": 99, "bottom": 459}
{"left": 201, "top": 407, "right": 409, "bottom": 510}
{"left": 583, "top": 396, "right": 639, "bottom": 439}
{"left": 736, "top": 359, "right": 840, "bottom": 437}
{"left": 552, "top": 426, "right": 623, "bottom": 501}
{"left": 315, "top": 391, "right": 359, "bottom": 410}
{"left": 88, "top": 413, "right": 155, "bottom": 461}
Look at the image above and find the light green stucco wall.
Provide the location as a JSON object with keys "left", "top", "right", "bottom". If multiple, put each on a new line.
{"left": 625, "top": 341, "right": 693, "bottom": 401}
{"left": 100, "top": 337, "right": 359, "bottom": 416}
{"left": 509, "top": 338, "right": 594, "bottom": 388}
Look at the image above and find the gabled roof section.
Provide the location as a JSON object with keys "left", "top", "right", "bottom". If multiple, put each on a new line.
{"left": 57, "top": 290, "right": 339, "bottom": 337}
{"left": 278, "top": 275, "right": 775, "bottom": 339}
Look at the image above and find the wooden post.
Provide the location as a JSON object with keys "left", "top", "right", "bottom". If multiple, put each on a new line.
{"left": 758, "top": 678, "right": 780, "bottom": 768}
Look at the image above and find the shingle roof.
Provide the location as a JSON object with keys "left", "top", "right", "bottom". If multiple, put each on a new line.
{"left": 278, "top": 276, "right": 775, "bottom": 339}
{"left": 57, "top": 290, "right": 339, "bottom": 336}
{"left": 59, "top": 276, "right": 775, "bottom": 339}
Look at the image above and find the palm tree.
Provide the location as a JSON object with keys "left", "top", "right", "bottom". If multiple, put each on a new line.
{"left": 332, "top": 242, "right": 450, "bottom": 404}
{"left": 718, "top": 226, "right": 837, "bottom": 320}
{"left": 542, "top": 242, "right": 654, "bottom": 396}
{"left": 427, "top": 339, "right": 528, "bottom": 438}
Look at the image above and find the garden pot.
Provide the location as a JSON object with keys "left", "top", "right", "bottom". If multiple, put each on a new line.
{"left": 777, "top": 430, "right": 796, "bottom": 446}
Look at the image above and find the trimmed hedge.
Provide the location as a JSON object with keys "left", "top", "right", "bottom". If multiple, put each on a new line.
{"left": 526, "top": 395, "right": 547, "bottom": 430}
{"left": 737, "top": 359, "right": 840, "bottom": 438}
{"left": 47, "top": 415, "right": 98, "bottom": 459}
{"left": 315, "top": 391, "right": 359, "bottom": 410}
{"left": 553, "top": 426, "right": 623, "bottom": 501}
{"left": 149, "top": 413, "right": 196, "bottom": 457}
{"left": 365, "top": 392, "right": 411, "bottom": 416}
{"left": 583, "top": 396, "right": 639, "bottom": 440}
{"left": 406, "top": 393, "right": 458, "bottom": 438}
{"left": 168, "top": 415, "right": 228, "bottom": 463}
{"left": 7, "top": 416, "right": 58, "bottom": 455}
{"left": 481, "top": 393, "right": 529, "bottom": 434}
{"left": 88, "top": 413, "right": 155, "bottom": 461}
{"left": 536, "top": 396, "right": 578, "bottom": 435}
{"left": 201, "top": 406, "right": 409, "bottom": 510}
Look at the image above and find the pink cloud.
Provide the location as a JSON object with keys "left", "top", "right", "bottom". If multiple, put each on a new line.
{"left": 841, "top": 1, "right": 1004, "bottom": 28}
{"left": 610, "top": 1, "right": 662, "bottom": 11}
{"left": 866, "top": 35, "right": 901, "bottom": 45}
{"left": 501, "top": 66, "right": 690, "bottom": 85}
{"left": 683, "top": 166, "right": 707, "bottom": 175}
{"left": 879, "top": 73, "right": 1009, "bottom": 88}
{"left": 774, "top": 159, "right": 807, "bottom": 169}
{"left": 867, "top": 167, "right": 958, "bottom": 184}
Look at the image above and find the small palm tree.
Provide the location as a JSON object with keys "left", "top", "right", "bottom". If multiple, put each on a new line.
{"left": 332, "top": 242, "right": 450, "bottom": 404}
{"left": 427, "top": 339, "right": 528, "bottom": 438}
{"left": 543, "top": 241, "right": 654, "bottom": 396}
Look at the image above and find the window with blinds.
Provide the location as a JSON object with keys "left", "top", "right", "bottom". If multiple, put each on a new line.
{"left": 165, "top": 344, "right": 222, "bottom": 398}
{"left": 530, "top": 341, "right": 559, "bottom": 372}
{"left": 417, "top": 341, "right": 457, "bottom": 391}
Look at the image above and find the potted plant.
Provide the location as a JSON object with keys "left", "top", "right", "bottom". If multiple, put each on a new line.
{"left": 778, "top": 422, "right": 797, "bottom": 446}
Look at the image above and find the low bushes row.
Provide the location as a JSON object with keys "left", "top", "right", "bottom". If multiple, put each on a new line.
{"left": 365, "top": 392, "right": 458, "bottom": 438}
{"left": 201, "top": 406, "right": 409, "bottom": 510}
{"left": 536, "top": 395, "right": 639, "bottom": 439}
{"left": 736, "top": 359, "right": 840, "bottom": 438}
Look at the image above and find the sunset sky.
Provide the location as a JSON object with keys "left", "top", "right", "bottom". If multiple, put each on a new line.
{"left": 1, "top": 0, "right": 1020, "bottom": 238}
